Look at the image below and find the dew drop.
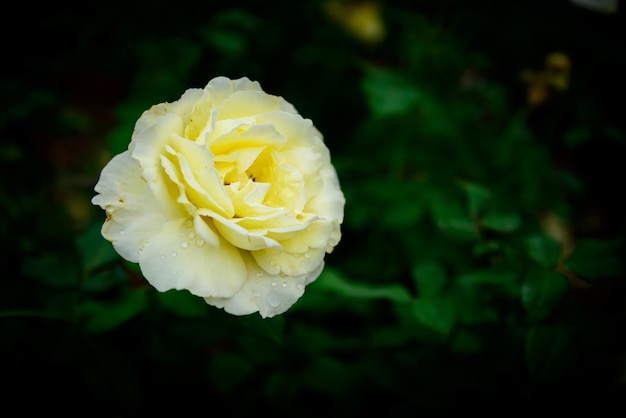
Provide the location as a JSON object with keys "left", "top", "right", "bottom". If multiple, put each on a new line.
{"left": 296, "top": 282, "right": 305, "bottom": 290}
{"left": 271, "top": 281, "right": 278, "bottom": 287}
{"left": 195, "top": 239, "right": 204, "bottom": 247}
{"left": 171, "top": 251, "right": 177, "bottom": 257}
{"left": 304, "top": 252, "right": 311, "bottom": 259}
{"left": 180, "top": 241, "right": 189, "bottom": 248}
{"left": 255, "top": 271, "right": 263, "bottom": 278}
{"left": 268, "top": 294, "right": 281, "bottom": 308}
{"left": 187, "top": 232, "right": 195, "bottom": 239}
{"left": 120, "top": 230, "right": 126, "bottom": 236}
{"left": 184, "top": 219, "right": 193, "bottom": 228}
{"left": 160, "top": 255, "right": 166, "bottom": 260}
{"left": 281, "top": 281, "right": 287, "bottom": 287}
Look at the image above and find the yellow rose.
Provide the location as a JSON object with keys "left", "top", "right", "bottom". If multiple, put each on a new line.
{"left": 92, "top": 76, "right": 345, "bottom": 318}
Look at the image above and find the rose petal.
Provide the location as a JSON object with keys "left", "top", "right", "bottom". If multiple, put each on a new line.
{"left": 198, "top": 208, "right": 281, "bottom": 251}
{"left": 225, "top": 180, "right": 275, "bottom": 217}
{"left": 205, "top": 76, "right": 262, "bottom": 107}
{"left": 271, "top": 218, "right": 337, "bottom": 253}
{"left": 130, "top": 112, "right": 188, "bottom": 219}
{"left": 92, "top": 151, "right": 168, "bottom": 263}
{"left": 204, "top": 253, "right": 325, "bottom": 318}
{"left": 218, "top": 90, "right": 295, "bottom": 119}
{"left": 139, "top": 218, "right": 246, "bottom": 298}
{"left": 210, "top": 122, "right": 285, "bottom": 151}
{"left": 305, "top": 164, "right": 345, "bottom": 223}
{"left": 256, "top": 110, "right": 320, "bottom": 148}
{"left": 168, "top": 135, "right": 234, "bottom": 217}
{"left": 133, "top": 88, "right": 204, "bottom": 139}
{"left": 264, "top": 163, "right": 306, "bottom": 213}
{"left": 253, "top": 245, "right": 326, "bottom": 277}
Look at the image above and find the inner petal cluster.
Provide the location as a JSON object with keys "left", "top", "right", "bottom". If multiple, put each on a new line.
{"left": 158, "top": 108, "right": 318, "bottom": 258}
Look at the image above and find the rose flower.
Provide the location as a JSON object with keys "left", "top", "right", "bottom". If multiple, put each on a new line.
{"left": 92, "top": 76, "right": 345, "bottom": 318}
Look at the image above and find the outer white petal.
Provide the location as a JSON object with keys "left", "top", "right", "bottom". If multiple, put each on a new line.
{"left": 133, "top": 88, "right": 204, "bottom": 139}
{"left": 205, "top": 76, "right": 262, "bottom": 107}
{"left": 305, "top": 164, "right": 345, "bottom": 223}
{"left": 273, "top": 219, "right": 338, "bottom": 253}
{"left": 218, "top": 90, "right": 294, "bottom": 119}
{"left": 130, "top": 112, "right": 187, "bottom": 219}
{"left": 253, "top": 246, "right": 327, "bottom": 277}
{"left": 91, "top": 151, "right": 167, "bottom": 263}
{"left": 139, "top": 218, "right": 247, "bottom": 298}
{"left": 204, "top": 253, "right": 325, "bottom": 318}
{"left": 256, "top": 110, "right": 318, "bottom": 148}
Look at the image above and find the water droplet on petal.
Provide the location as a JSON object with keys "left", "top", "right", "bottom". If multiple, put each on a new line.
{"left": 195, "top": 239, "right": 204, "bottom": 247}
{"left": 271, "top": 281, "right": 278, "bottom": 287}
{"left": 304, "top": 252, "right": 311, "bottom": 259}
{"left": 281, "top": 281, "right": 287, "bottom": 287}
{"left": 296, "top": 282, "right": 305, "bottom": 290}
{"left": 160, "top": 255, "right": 166, "bottom": 259}
{"left": 187, "top": 232, "right": 195, "bottom": 239}
{"left": 185, "top": 219, "right": 193, "bottom": 228}
{"left": 180, "top": 241, "right": 189, "bottom": 248}
{"left": 268, "top": 294, "right": 281, "bottom": 308}
{"left": 255, "top": 271, "right": 263, "bottom": 277}
{"left": 120, "top": 230, "right": 126, "bottom": 235}
{"left": 171, "top": 251, "right": 177, "bottom": 257}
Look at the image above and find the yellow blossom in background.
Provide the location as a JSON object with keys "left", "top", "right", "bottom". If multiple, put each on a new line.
{"left": 545, "top": 52, "right": 572, "bottom": 91}
{"left": 520, "top": 52, "right": 572, "bottom": 106}
{"left": 325, "top": 0, "right": 386, "bottom": 44}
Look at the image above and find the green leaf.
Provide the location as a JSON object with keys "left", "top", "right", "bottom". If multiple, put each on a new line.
{"left": 565, "top": 238, "right": 624, "bottom": 280}
{"left": 156, "top": 289, "right": 208, "bottom": 318}
{"left": 457, "top": 270, "right": 518, "bottom": 295}
{"left": 412, "top": 261, "right": 446, "bottom": 298}
{"left": 430, "top": 193, "right": 479, "bottom": 240}
{"left": 361, "top": 67, "right": 421, "bottom": 117}
{"left": 81, "top": 265, "right": 127, "bottom": 294}
{"left": 521, "top": 267, "right": 569, "bottom": 321}
{"left": 80, "top": 289, "right": 148, "bottom": 334}
{"left": 413, "top": 295, "right": 455, "bottom": 335}
{"left": 204, "top": 29, "right": 247, "bottom": 56}
{"left": 21, "top": 254, "right": 79, "bottom": 289}
{"left": 75, "top": 222, "right": 119, "bottom": 273}
{"left": 481, "top": 212, "right": 521, "bottom": 233}
{"left": 452, "top": 269, "right": 516, "bottom": 325}
{"left": 460, "top": 181, "right": 490, "bottom": 216}
{"left": 200, "top": 7, "right": 259, "bottom": 56}
{"left": 524, "top": 234, "right": 562, "bottom": 268}
{"left": 525, "top": 325, "right": 578, "bottom": 383}
{"left": 315, "top": 268, "right": 412, "bottom": 303}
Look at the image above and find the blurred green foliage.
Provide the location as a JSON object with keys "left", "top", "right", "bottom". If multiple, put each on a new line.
{"left": 1, "top": 0, "right": 625, "bottom": 415}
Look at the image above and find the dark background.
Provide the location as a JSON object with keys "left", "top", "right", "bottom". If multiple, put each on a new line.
{"left": 1, "top": 0, "right": 625, "bottom": 415}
